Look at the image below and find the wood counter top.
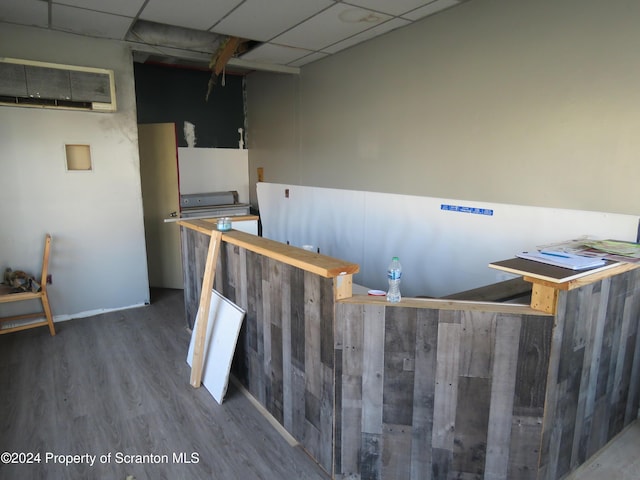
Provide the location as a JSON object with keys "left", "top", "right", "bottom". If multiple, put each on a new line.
{"left": 339, "top": 293, "right": 550, "bottom": 315}
{"left": 489, "top": 257, "right": 638, "bottom": 290}
{"left": 177, "top": 218, "right": 359, "bottom": 279}
{"left": 489, "top": 256, "right": 639, "bottom": 314}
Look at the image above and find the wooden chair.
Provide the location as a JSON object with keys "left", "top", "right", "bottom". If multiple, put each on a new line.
{"left": 0, "top": 234, "right": 55, "bottom": 336}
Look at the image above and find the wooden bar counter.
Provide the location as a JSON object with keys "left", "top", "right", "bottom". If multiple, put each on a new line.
{"left": 334, "top": 263, "right": 640, "bottom": 480}
{"left": 178, "top": 220, "right": 640, "bottom": 480}
{"left": 178, "top": 218, "right": 358, "bottom": 473}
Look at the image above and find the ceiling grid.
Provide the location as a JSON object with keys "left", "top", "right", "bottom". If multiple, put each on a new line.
{"left": 0, "top": 0, "right": 468, "bottom": 72}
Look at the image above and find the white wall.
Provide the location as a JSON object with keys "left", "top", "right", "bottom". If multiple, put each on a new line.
{"left": 245, "top": 72, "right": 299, "bottom": 207}
{"left": 258, "top": 183, "right": 639, "bottom": 297}
{"left": 0, "top": 24, "right": 149, "bottom": 320}
{"left": 178, "top": 147, "right": 249, "bottom": 202}
{"left": 246, "top": 0, "right": 640, "bottom": 216}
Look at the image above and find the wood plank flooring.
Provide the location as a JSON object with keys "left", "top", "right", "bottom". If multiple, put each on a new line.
{"left": 0, "top": 289, "right": 329, "bottom": 480}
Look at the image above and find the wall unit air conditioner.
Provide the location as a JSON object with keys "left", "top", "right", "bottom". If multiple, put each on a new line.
{"left": 0, "top": 58, "right": 116, "bottom": 112}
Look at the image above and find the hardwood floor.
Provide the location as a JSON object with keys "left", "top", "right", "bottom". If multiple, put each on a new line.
{"left": 0, "top": 289, "right": 329, "bottom": 480}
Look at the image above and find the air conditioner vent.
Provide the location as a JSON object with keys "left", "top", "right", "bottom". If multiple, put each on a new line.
{"left": 0, "top": 58, "right": 116, "bottom": 112}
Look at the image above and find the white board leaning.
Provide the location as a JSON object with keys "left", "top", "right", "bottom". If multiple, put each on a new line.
{"left": 187, "top": 289, "right": 246, "bottom": 404}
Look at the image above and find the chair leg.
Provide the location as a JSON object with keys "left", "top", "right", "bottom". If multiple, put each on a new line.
{"left": 41, "top": 293, "right": 56, "bottom": 336}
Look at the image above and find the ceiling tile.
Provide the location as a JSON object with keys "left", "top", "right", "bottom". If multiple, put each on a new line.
{"left": 213, "top": 0, "right": 334, "bottom": 42}
{"left": 343, "top": 0, "right": 437, "bottom": 17}
{"left": 322, "top": 17, "right": 410, "bottom": 54}
{"left": 52, "top": 0, "right": 146, "bottom": 17}
{"left": 0, "top": 0, "right": 470, "bottom": 72}
{"left": 401, "top": 0, "right": 460, "bottom": 21}
{"left": 0, "top": 0, "right": 48, "bottom": 28}
{"left": 52, "top": 4, "right": 133, "bottom": 40}
{"left": 240, "top": 43, "right": 314, "bottom": 65}
{"left": 272, "top": 3, "right": 391, "bottom": 51}
{"left": 139, "top": 0, "right": 242, "bottom": 31}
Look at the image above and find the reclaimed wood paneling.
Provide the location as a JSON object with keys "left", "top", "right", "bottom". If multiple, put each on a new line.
{"left": 453, "top": 375, "right": 491, "bottom": 476}
{"left": 281, "top": 262, "right": 293, "bottom": 433}
{"left": 485, "top": 315, "right": 521, "bottom": 480}
{"left": 410, "top": 308, "right": 439, "bottom": 480}
{"left": 383, "top": 307, "right": 416, "bottom": 427}
{"left": 432, "top": 320, "right": 462, "bottom": 471}
{"left": 459, "top": 311, "right": 496, "bottom": 379}
{"left": 320, "top": 363, "right": 335, "bottom": 472}
{"left": 180, "top": 226, "right": 210, "bottom": 329}
{"left": 181, "top": 227, "right": 337, "bottom": 475}
{"left": 624, "top": 271, "right": 640, "bottom": 428}
{"left": 538, "top": 268, "right": 640, "bottom": 480}
{"left": 363, "top": 304, "right": 385, "bottom": 435}
{"left": 181, "top": 226, "right": 640, "bottom": 480}
{"left": 339, "top": 302, "right": 365, "bottom": 477}
{"left": 290, "top": 267, "right": 306, "bottom": 371}
{"left": 507, "top": 415, "right": 543, "bottom": 480}
{"left": 514, "top": 315, "right": 553, "bottom": 415}
{"left": 382, "top": 423, "right": 411, "bottom": 480}
{"left": 335, "top": 302, "right": 553, "bottom": 480}
{"left": 361, "top": 432, "right": 382, "bottom": 480}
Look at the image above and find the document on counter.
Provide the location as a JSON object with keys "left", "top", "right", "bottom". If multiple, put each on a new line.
{"left": 536, "top": 238, "right": 640, "bottom": 264}
{"left": 516, "top": 250, "right": 606, "bottom": 270}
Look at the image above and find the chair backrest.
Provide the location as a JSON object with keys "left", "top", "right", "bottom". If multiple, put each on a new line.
{"left": 40, "top": 234, "right": 52, "bottom": 293}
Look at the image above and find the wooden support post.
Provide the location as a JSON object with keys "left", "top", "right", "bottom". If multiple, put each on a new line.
{"left": 334, "top": 273, "right": 353, "bottom": 300}
{"left": 530, "top": 283, "right": 558, "bottom": 314}
{"left": 190, "top": 230, "right": 223, "bottom": 388}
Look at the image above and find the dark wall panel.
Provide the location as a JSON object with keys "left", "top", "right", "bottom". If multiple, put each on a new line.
{"left": 134, "top": 62, "right": 244, "bottom": 148}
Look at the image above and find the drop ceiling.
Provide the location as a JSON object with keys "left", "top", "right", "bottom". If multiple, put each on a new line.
{"left": 0, "top": 0, "right": 468, "bottom": 73}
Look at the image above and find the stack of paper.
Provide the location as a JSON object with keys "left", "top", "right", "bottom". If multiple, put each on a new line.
{"left": 516, "top": 250, "right": 606, "bottom": 270}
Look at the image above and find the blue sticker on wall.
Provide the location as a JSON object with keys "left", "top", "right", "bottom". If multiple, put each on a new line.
{"left": 441, "top": 204, "right": 494, "bottom": 216}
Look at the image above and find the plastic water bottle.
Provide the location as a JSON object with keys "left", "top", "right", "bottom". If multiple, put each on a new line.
{"left": 386, "top": 256, "right": 402, "bottom": 303}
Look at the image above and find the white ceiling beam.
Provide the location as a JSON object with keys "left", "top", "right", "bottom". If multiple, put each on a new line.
{"left": 227, "top": 57, "right": 299, "bottom": 75}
